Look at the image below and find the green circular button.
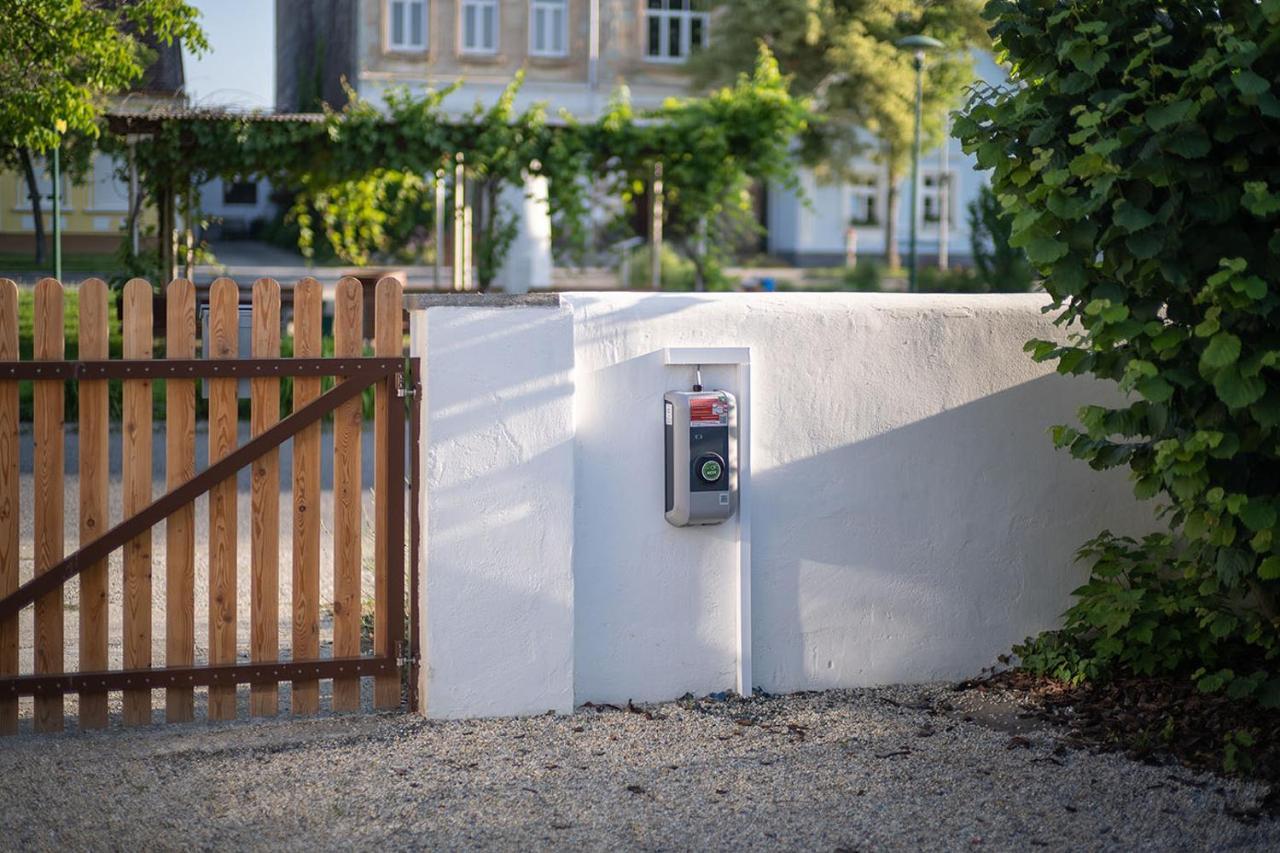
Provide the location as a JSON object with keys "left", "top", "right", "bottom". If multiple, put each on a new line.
{"left": 700, "top": 459, "right": 723, "bottom": 482}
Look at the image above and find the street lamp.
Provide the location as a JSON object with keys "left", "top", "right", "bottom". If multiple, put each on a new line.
{"left": 52, "top": 119, "right": 66, "bottom": 282}
{"left": 895, "top": 34, "right": 943, "bottom": 293}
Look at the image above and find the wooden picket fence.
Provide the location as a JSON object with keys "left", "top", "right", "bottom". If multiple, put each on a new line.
{"left": 0, "top": 275, "right": 416, "bottom": 733}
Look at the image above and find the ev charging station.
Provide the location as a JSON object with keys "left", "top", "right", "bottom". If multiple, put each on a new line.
{"left": 664, "top": 347, "right": 752, "bottom": 696}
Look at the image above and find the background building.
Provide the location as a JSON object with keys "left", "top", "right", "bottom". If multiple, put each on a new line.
{"left": 275, "top": 0, "right": 996, "bottom": 270}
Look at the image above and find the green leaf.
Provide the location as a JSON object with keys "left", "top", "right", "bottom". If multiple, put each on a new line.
{"left": 1234, "top": 70, "right": 1270, "bottom": 97}
{"left": 1126, "top": 230, "right": 1163, "bottom": 259}
{"left": 1259, "top": 556, "right": 1280, "bottom": 580}
{"left": 1213, "top": 365, "right": 1266, "bottom": 409}
{"left": 1136, "top": 376, "right": 1174, "bottom": 403}
{"left": 1026, "top": 236, "right": 1069, "bottom": 264}
{"left": 1200, "top": 333, "right": 1241, "bottom": 370}
{"left": 1114, "top": 202, "right": 1156, "bottom": 232}
{"left": 1239, "top": 501, "right": 1277, "bottom": 532}
{"left": 1146, "top": 99, "right": 1194, "bottom": 130}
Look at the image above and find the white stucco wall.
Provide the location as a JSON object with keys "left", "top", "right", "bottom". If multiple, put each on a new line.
{"left": 411, "top": 292, "right": 1151, "bottom": 717}
{"left": 413, "top": 303, "right": 577, "bottom": 718}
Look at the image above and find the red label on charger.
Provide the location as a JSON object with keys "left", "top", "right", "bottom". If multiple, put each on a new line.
{"left": 690, "top": 396, "right": 722, "bottom": 425}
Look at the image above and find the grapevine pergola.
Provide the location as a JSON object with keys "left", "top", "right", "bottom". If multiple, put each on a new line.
{"left": 102, "top": 47, "right": 809, "bottom": 289}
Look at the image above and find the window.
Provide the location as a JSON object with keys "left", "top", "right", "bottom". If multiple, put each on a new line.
{"left": 530, "top": 0, "right": 567, "bottom": 57}
{"left": 645, "top": 0, "right": 708, "bottom": 63}
{"left": 12, "top": 159, "right": 70, "bottom": 211}
{"left": 847, "top": 174, "right": 879, "bottom": 227}
{"left": 387, "top": 0, "right": 428, "bottom": 51}
{"left": 91, "top": 153, "right": 130, "bottom": 212}
{"left": 223, "top": 180, "right": 259, "bottom": 206}
{"left": 460, "top": 0, "right": 498, "bottom": 54}
{"left": 922, "top": 172, "right": 955, "bottom": 225}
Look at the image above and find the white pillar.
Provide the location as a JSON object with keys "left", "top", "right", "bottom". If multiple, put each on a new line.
{"left": 495, "top": 172, "right": 553, "bottom": 294}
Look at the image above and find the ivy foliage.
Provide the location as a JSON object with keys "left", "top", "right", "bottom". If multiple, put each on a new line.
{"left": 955, "top": 1, "right": 1280, "bottom": 702}
{"left": 116, "top": 46, "right": 809, "bottom": 287}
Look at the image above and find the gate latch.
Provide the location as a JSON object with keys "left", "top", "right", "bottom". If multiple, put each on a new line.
{"left": 396, "top": 373, "right": 417, "bottom": 399}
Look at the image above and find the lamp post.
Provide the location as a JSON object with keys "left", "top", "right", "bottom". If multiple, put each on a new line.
{"left": 52, "top": 119, "right": 66, "bottom": 282}
{"left": 895, "top": 34, "right": 943, "bottom": 293}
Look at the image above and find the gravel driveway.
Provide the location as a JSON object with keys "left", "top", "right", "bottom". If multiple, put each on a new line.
{"left": 0, "top": 685, "right": 1274, "bottom": 851}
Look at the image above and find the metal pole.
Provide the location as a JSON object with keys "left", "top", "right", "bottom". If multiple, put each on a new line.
{"left": 939, "top": 112, "right": 950, "bottom": 271}
{"left": 908, "top": 50, "right": 924, "bottom": 293}
{"left": 434, "top": 168, "right": 445, "bottom": 288}
{"left": 453, "top": 153, "right": 465, "bottom": 292}
{"left": 128, "top": 140, "right": 140, "bottom": 256}
{"left": 52, "top": 142, "right": 62, "bottom": 282}
{"left": 651, "top": 162, "right": 663, "bottom": 291}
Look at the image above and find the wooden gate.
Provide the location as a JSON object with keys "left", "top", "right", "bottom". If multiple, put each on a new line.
{"left": 0, "top": 275, "right": 419, "bottom": 733}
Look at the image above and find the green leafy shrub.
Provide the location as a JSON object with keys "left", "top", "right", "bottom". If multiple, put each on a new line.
{"left": 1016, "top": 532, "right": 1278, "bottom": 706}
{"left": 841, "top": 260, "right": 883, "bottom": 292}
{"left": 955, "top": 0, "right": 1280, "bottom": 703}
{"left": 967, "top": 184, "right": 1034, "bottom": 292}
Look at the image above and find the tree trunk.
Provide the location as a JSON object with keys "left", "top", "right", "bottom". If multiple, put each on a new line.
{"left": 884, "top": 169, "right": 901, "bottom": 271}
{"left": 18, "top": 148, "right": 46, "bottom": 265}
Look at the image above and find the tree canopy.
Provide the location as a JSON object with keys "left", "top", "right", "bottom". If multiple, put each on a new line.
{"left": 689, "top": 0, "right": 988, "bottom": 266}
{"left": 0, "top": 0, "right": 206, "bottom": 260}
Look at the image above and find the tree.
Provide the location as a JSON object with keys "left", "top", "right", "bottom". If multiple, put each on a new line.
{"left": 0, "top": 0, "right": 206, "bottom": 263}
{"left": 689, "top": 0, "right": 987, "bottom": 268}
{"left": 967, "top": 184, "right": 1032, "bottom": 291}
{"left": 955, "top": 0, "right": 1280, "bottom": 704}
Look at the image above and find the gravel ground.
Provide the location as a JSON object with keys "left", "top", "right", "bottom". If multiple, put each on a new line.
{"left": 0, "top": 685, "right": 1275, "bottom": 851}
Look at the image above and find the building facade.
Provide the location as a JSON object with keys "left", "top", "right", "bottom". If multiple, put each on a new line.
{"left": 276, "top": 0, "right": 993, "bottom": 269}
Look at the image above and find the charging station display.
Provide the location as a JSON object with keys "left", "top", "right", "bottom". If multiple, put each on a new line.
{"left": 664, "top": 389, "right": 736, "bottom": 526}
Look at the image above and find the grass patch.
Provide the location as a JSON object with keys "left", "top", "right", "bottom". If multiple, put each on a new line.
{"left": 0, "top": 252, "right": 119, "bottom": 274}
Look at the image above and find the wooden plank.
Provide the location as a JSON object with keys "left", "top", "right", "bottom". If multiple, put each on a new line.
{"left": 332, "top": 276, "right": 363, "bottom": 712}
{"left": 208, "top": 277, "right": 239, "bottom": 721}
{"left": 250, "top": 278, "right": 280, "bottom": 717}
{"left": 33, "top": 278, "right": 64, "bottom": 732}
{"left": 373, "top": 276, "right": 402, "bottom": 709}
{"left": 165, "top": 278, "right": 197, "bottom": 722}
{"left": 0, "top": 279, "right": 18, "bottom": 735}
{"left": 291, "top": 278, "right": 322, "bottom": 716}
{"left": 77, "top": 279, "right": 110, "bottom": 729}
{"left": 122, "top": 279, "right": 153, "bottom": 726}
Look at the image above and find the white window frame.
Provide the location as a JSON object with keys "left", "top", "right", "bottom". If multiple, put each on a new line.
{"left": 386, "top": 0, "right": 428, "bottom": 52}
{"left": 644, "top": 0, "right": 709, "bottom": 64}
{"left": 459, "top": 0, "right": 499, "bottom": 55}
{"left": 529, "top": 0, "right": 568, "bottom": 58}
{"left": 921, "top": 171, "right": 956, "bottom": 227}
{"left": 12, "top": 159, "right": 71, "bottom": 213}
{"left": 846, "top": 174, "right": 880, "bottom": 228}
{"left": 90, "top": 153, "right": 130, "bottom": 213}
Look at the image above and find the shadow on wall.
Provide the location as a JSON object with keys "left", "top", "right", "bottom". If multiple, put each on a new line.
{"left": 751, "top": 372, "right": 1154, "bottom": 695}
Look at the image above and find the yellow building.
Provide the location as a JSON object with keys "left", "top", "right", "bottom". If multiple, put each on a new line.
{"left": 0, "top": 39, "right": 183, "bottom": 257}
{"left": 0, "top": 152, "right": 139, "bottom": 254}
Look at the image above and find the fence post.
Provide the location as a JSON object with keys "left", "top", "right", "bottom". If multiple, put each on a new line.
{"left": 33, "top": 278, "right": 64, "bottom": 732}
{"left": 250, "top": 278, "right": 281, "bottom": 717}
{"left": 0, "top": 279, "right": 18, "bottom": 735}
{"left": 208, "top": 277, "right": 240, "bottom": 721}
{"left": 332, "top": 277, "right": 364, "bottom": 712}
{"left": 291, "top": 278, "right": 323, "bottom": 715}
{"left": 166, "top": 278, "right": 197, "bottom": 722}
{"left": 78, "top": 279, "right": 110, "bottom": 729}
{"left": 374, "top": 276, "right": 403, "bottom": 709}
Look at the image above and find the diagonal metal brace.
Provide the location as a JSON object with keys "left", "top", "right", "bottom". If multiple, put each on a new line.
{"left": 0, "top": 363, "right": 394, "bottom": 622}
